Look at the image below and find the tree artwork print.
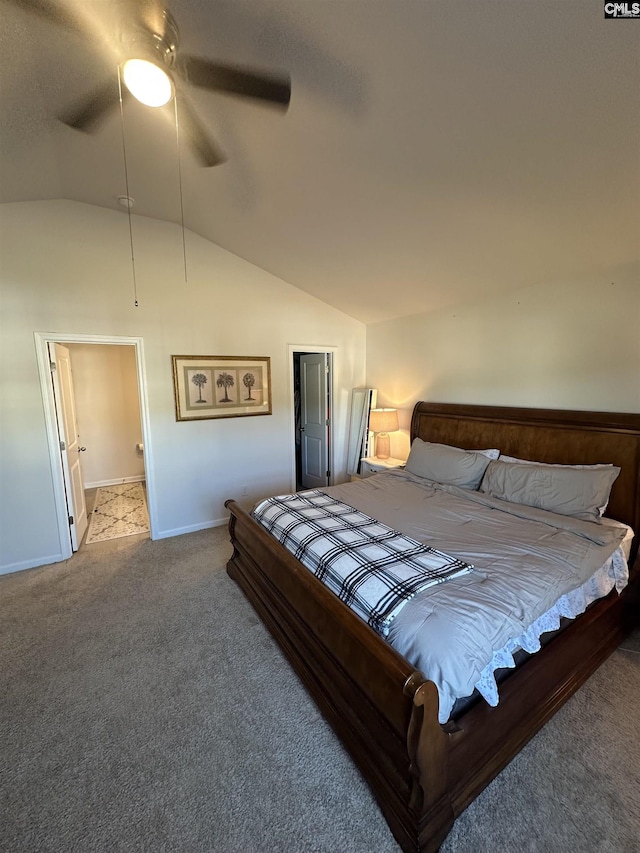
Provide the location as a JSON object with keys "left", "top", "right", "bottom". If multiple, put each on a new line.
{"left": 172, "top": 356, "right": 270, "bottom": 420}
{"left": 191, "top": 372, "right": 208, "bottom": 403}
{"left": 216, "top": 371, "right": 235, "bottom": 403}
{"left": 243, "top": 372, "right": 256, "bottom": 401}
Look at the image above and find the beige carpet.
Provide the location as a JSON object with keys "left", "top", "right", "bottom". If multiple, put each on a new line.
{"left": 0, "top": 526, "right": 638, "bottom": 852}
{"left": 85, "top": 482, "right": 149, "bottom": 544}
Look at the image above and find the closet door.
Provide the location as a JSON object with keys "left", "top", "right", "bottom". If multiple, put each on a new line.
{"left": 299, "top": 353, "right": 330, "bottom": 489}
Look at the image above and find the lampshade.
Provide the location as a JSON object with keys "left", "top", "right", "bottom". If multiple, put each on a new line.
{"left": 369, "top": 408, "right": 399, "bottom": 434}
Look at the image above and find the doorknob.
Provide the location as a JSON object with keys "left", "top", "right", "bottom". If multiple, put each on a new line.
{"left": 78, "top": 446, "right": 87, "bottom": 452}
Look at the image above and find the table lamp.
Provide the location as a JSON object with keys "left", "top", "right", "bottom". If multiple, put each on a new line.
{"left": 369, "top": 408, "right": 399, "bottom": 460}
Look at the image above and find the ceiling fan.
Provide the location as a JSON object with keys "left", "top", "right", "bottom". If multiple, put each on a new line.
{"left": 5, "top": 0, "right": 292, "bottom": 166}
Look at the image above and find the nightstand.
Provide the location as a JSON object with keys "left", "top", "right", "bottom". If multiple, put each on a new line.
{"left": 359, "top": 456, "right": 405, "bottom": 478}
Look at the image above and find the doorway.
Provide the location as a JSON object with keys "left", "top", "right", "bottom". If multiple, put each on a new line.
{"left": 35, "top": 332, "right": 156, "bottom": 561}
{"left": 291, "top": 348, "right": 334, "bottom": 491}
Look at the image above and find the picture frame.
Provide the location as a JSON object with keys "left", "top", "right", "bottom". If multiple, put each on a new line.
{"left": 171, "top": 355, "right": 272, "bottom": 421}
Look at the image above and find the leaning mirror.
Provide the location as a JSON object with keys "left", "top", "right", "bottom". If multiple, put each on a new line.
{"left": 346, "top": 388, "right": 377, "bottom": 476}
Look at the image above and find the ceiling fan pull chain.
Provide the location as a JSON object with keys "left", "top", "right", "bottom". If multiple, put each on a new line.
{"left": 174, "top": 95, "right": 189, "bottom": 287}
{"left": 117, "top": 65, "right": 139, "bottom": 308}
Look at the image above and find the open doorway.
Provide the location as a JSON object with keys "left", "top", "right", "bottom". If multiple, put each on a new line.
{"left": 291, "top": 349, "right": 334, "bottom": 491}
{"left": 35, "top": 332, "right": 155, "bottom": 561}
{"left": 66, "top": 342, "right": 148, "bottom": 548}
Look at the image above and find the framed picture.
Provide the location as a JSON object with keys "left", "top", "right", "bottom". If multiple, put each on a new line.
{"left": 171, "top": 355, "right": 272, "bottom": 421}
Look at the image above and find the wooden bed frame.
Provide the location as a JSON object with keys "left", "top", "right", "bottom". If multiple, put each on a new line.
{"left": 225, "top": 402, "right": 640, "bottom": 852}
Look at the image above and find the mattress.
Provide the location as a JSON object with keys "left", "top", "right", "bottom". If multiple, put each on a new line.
{"left": 318, "top": 469, "right": 631, "bottom": 722}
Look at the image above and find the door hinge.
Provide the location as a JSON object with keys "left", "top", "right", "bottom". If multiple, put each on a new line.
{"left": 68, "top": 515, "right": 74, "bottom": 526}
{"left": 326, "top": 470, "right": 331, "bottom": 479}
{"left": 325, "top": 418, "right": 330, "bottom": 426}
{"left": 60, "top": 440, "right": 66, "bottom": 451}
{"left": 50, "top": 361, "right": 56, "bottom": 372}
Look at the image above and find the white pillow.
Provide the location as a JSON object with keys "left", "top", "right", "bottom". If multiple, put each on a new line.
{"left": 478, "top": 448, "right": 501, "bottom": 460}
{"left": 405, "top": 438, "right": 494, "bottom": 489}
{"left": 480, "top": 459, "right": 620, "bottom": 522}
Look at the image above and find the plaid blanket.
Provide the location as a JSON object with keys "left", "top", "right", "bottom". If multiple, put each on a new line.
{"left": 251, "top": 490, "right": 473, "bottom": 637}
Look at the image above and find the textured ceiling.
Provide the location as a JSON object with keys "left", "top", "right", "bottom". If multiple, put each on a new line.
{"left": 1, "top": 0, "right": 638, "bottom": 323}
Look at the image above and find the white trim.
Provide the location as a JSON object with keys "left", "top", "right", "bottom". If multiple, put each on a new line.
{"left": 154, "top": 516, "right": 228, "bottom": 539}
{"left": 34, "top": 332, "right": 158, "bottom": 560}
{"left": 287, "top": 344, "right": 336, "bottom": 494}
{"left": 84, "top": 475, "right": 146, "bottom": 489}
{"left": 0, "top": 553, "right": 66, "bottom": 576}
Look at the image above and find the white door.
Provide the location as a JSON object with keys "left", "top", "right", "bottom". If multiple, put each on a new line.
{"left": 299, "top": 353, "right": 330, "bottom": 489}
{"left": 49, "top": 343, "right": 88, "bottom": 550}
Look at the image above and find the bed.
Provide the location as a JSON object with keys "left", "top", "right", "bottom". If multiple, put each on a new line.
{"left": 225, "top": 402, "right": 640, "bottom": 853}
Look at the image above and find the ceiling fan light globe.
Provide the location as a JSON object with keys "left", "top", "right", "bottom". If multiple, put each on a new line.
{"left": 122, "top": 58, "right": 174, "bottom": 107}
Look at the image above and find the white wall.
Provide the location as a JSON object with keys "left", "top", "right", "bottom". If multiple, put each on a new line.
{"left": 68, "top": 343, "right": 144, "bottom": 487}
{"left": 367, "top": 267, "right": 640, "bottom": 460}
{"left": 0, "top": 200, "right": 366, "bottom": 573}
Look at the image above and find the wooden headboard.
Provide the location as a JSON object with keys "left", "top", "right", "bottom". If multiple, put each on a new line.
{"left": 410, "top": 402, "right": 640, "bottom": 562}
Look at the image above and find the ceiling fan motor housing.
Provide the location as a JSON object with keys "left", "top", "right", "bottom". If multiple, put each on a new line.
{"left": 118, "top": 7, "right": 179, "bottom": 71}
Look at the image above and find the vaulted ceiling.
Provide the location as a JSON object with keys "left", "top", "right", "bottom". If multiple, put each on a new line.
{"left": 1, "top": 0, "right": 638, "bottom": 323}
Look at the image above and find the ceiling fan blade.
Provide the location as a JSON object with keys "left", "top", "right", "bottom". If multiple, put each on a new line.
{"left": 3, "top": 0, "right": 85, "bottom": 31}
{"left": 178, "top": 56, "right": 291, "bottom": 108}
{"left": 175, "top": 96, "right": 226, "bottom": 167}
{"left": 60, "top": 80, "right": 124, "bottom": 132}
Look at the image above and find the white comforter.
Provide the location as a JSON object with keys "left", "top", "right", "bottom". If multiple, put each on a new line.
{"left": 323, "top": 470, "right": 631, "bottom": 722}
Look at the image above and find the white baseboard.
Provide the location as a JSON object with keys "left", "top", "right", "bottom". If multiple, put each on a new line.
{"left": 0, "top": 552, "right": 66, "bottom": 576}
{"left": 1, "top": 515, "right": 228, "bottom": 573}
{"left": 85, "top": 475, "right": 146, "bottom": 489}
{"left": 154, "top": 516, "right": 228, "bottom": 540}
